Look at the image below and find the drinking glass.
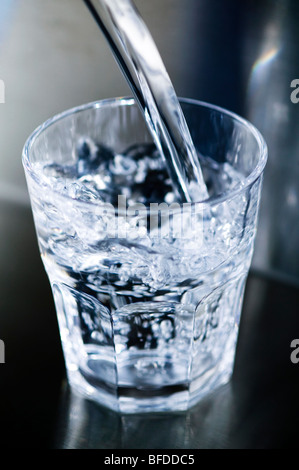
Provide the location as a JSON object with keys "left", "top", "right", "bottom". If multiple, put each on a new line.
{"left": 22, "top": 97, "right": 267, "bottom": 413}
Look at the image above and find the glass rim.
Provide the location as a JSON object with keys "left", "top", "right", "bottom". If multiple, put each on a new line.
{"left": 22, "top": 96, "right": 268, "bottom": 209}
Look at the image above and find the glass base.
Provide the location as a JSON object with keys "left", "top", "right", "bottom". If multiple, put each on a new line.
{"left": 65, "top": 346, "right": 236, "bottom": 414}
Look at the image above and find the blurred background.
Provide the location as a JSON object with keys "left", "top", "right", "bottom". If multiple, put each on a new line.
{"left": 0, "top": 0, "right": 299, "bottom": 449}
{"left": 0, "top": 0, "right": 298, "bottom": 284}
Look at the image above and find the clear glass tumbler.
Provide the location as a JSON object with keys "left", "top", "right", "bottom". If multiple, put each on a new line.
{"left": 22, "top": 97, "right": 267, "bottom": 413}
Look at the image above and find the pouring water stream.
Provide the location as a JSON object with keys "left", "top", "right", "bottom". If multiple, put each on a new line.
{"left": 83, "top": 0, "right": 208, "bottom": 202}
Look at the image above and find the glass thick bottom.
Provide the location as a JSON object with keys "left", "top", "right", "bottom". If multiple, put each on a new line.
{"left": 66, "top": 347, "right": 236, "bottom": 414}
